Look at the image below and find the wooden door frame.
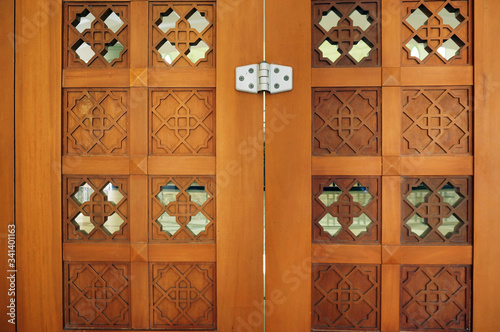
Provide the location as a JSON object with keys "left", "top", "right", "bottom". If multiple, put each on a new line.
{"left": 265, "top": 0, "right": 500, "bottom": 331}
{"left": 14, "top": 0, "right": 264, "bottom": 331}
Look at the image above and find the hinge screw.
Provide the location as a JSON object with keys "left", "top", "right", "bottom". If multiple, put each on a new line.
{"left": 249, "top": 83, "right": 255, "bottom": 89}
{"left": 274, "top": 83, "right": 280, "bottom": 89}
{"left": 249, "top": 68, "right": 254, "bottom": 74}
{"left": 284, "top": 75, "right": 290, "bottom": 81}
{"left": 239, "top": 76, "right": 244, "bottom": 81}
{"left": 274, "top": 68, "right": 280, "bottom": 73}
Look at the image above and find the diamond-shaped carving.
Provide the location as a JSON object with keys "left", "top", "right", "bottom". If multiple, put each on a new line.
{"left": 102, "top": 10, "right": 124, "bottom": 33}
{"left": 186, "top": 212, "right": 209, "bottom": 236}
{"left": 318, "top": 39, "right": 341, "bottom": 63}
{"left": 349, "top": 38, "right": 372, "bottom": 62}
{"left": 318, "top": 214, "right": 342, "bottom": 237}
{"left": 438, "top": 214, "right": 464, "bottom": 239}
{"left": 439, "top": 183, "right": 463, "bottom": 207}
{"left": 156, "top": 39, "right": 180, "bottom": 64}
{"left": 349, "top": 7, "right": 371, "bottom": 31}
{"left": 440, "top": 36, "right": 464, "bottom": 60}
{"left": 438, "top": 4, "right": 464, "bottom": 29}
{"left": 350, "top": 213, "right": 372, "bottom": 236}
{"left": 72, "top": 213, "right": 94, "bottom": 235}
{"left": 318, "top": 182, "right": 341, "bottom": 207}
{"left": 407, "top": 184, "right": 431, "bottom": 207}
{"left": 101, "top": 182, "right": 124, "bottom": 205}
{"left": 187, "top": 39, "right": 209, "bottom": 64}
{"left": 73, "top": 40, "right": 95, "bottom": 63}
{"left": 187, "top": 181, "right": 209, "bottom": 206}
{"left": 157, "top": 9, "right": 180, "bottom": 33}
{"left": 72, "top": 10, "right": 95, "bottom": 33}
{"left": 102, "top": 40, "right": 124, "bottom": 63}
{"left": 349, "top": 182, "right": 373, "bottom": 206}
{"left": 319, "top": 9, "right": 341, "bottom": 31}
{"left": 406, "top": 37, "right": 430, "bottom": 60}
{"left": 406, "top": 6, "right": 430, "bottom": 30}
{"left": 102, "top": 213, "right": 124, "bottom": 235}
{"left": 187, "top": 9, "right": 209, "bottom": 33}
{"left": 156, "top": 182, "right": 180, "bottom": 206}
{"left": 72, "top": 182, "right": 94, "bottom": 205}
{"left": 156, "top": 212, "right": 181, "bottom": 236}
{"left": 407, "top": 214, "right": 430, "bottom": 237}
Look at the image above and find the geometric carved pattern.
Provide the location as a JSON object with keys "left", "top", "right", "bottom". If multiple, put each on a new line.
{"left": 150, "top": 2, "right": 215, "bottom": 68}
{"left": 312, "top": 0, "right": 381, "bottom": 67}
{"left": 150, "top": 89, "right": 215, "bottom": 155}
{"left": 313, "top": 177, "right": 381, "bottom": 243}
{"left": 402, "top": 0, "right": 471, "bottom": 65}
{"left": 401, "top": 265, "right": 471, "bottom": 331}
{"left": 64, "top": 89, "right": 128, "bottom": 155}
{"left": 64, "top": 176, "right": 129, "bottom": 242}
{"left": 403, "top": 88, "right": 472, "bottom": 155}
{"left": 64, "top": 3, "right": 129, "bottom": 68}
{"left": 402, "top": 177, "right": 472, "bottom": 244}
{"left": 312, "top": 264, "right": 380, "bottom": 330}
{"left": 151, "top": 176, "right": 215, "bottom": 241}
{"left": 313, "top": 88, "right": 381, "bottom": 155}
{"left": 65, "top": 263, "right": 130, "bottom": 328}
{"left": 151, "top": 263, "right": 216, "bottom": 329}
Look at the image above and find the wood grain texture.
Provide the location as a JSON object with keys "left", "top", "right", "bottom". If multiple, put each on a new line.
{"left": 216, "top": 0, "right": 264, "bottom": 330}
{"left": 266, "top": 0, "right": 311, "bottom": 330}
{"left": 313, "top": 157, "right": 382, "bottom": 175}
{"left": 473, "top": 0, "right": 500, "bottom": 329}
{"left": 312, "top": 68, "right": 382, "bottom": 87}
{"left": 312, "top": 245, "right": 381, "bottom": 264}
{"left": 16, "top": 0, "right": 63, "bottom": 330}
{"left": 0, "top": 0, "right": 15, "bottom": 331}
{"left": 381, "top": 264, "right": 400, "bottom": 332}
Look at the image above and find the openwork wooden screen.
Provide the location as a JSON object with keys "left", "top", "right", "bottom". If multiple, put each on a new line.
{"left": 62, "top": 1, "right": 217, "bottom": 329}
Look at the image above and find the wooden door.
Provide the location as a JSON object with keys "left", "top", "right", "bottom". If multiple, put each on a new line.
{"left": 15, "top": 0, "right": 264, "bottom": 331}
{"left": 266, "top": 0, "right": 500, "bottom": 331}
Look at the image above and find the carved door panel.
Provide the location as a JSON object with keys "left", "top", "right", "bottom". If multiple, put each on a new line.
{"left": 265, "top": 0, "right": 493, "bottom": 331}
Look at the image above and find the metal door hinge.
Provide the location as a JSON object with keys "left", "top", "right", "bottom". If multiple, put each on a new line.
{"left": 235, "top": 61, "right": 293, "bottom": 94}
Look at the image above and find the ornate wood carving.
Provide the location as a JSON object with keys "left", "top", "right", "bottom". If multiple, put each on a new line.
{"left": 150, "top": 2, "right": 215, "bottom": 68}
{"left": 151, "top": 176, "right": 215, "bottom": 241}
{"left": 402, "top": 177, "right": 472, "bottom": 244}
{"left": 401, "top": 265, "right": 471, "bottom": 330}
{"left": 64, "top": 176, "right": 129, "bottom": 242}
{"left": 313, "top": 88, "right": 381, "bottom": 155}
{"left": 402, "top": 0, "right": 471, "bottom": 65}
{"left": 312, "top": 0, "right": 381, "bottom": 67}
{"left": 151, "top": 263, "right": 216, "bottom": 329}
{"left": 150, "top": 89, "right": 215, "bottom": 155}
{"left": 312, "top": 264, "right": 380, "bottom": 330}
{"left": 64, "top": 3, "right": 129, "bottom": 68}
{"left": 64, "top": 89, "right": 129, "bottom": 155}
{"left": 313, "top": 176, "right": 381, "bottom": 243}
{"left": 402, "top": 87, "right": 472, "bottom": 155}
{"left": 65, "top": 263, "right": 130, "bottom": 328}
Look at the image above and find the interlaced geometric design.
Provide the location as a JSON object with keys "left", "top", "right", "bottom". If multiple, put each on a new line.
{"left": 401, "top": 265, "right": 471, "bottom": 331}
{"left": 312, "top": 264, "right": 380, "bottom": 330}
{"left": 64, "top": 89, "right": 128, "bottom": 155}
{"left": 151, "top": 176, "right": 215, "bottom": 241}
{"left": 313, "top": 177, "right": 381, "bottom": 243}
{"left": 312, "top": 0, "right": 380, "bottom": 67}
{"left": 65, "top": 263, "right": 130, "bottom": 328}
{"left": 313, "top": 88, "right": 381, "bottom": 155}
{"left": 403, "top": 88, "right": 472, "bottom": 155}
{"left": 151, "top": 2, "right": 215, "bottom": 67}
{"left": 151, "top": 263, "right": 216, "bottom": 329}
{"left": 65, "top": 3, "right": 129, "bottom": 68}
{"left": 402, "top": 177, "right": 472, "bottom": 244}
{"left": 151, "top": 89, "right": 215, "bottom": 155}
{"left": 64, "top": 176, "right": 128, "bottom": 241}
{"left": 402, "top": 0, "right": 471, "bottom": 65}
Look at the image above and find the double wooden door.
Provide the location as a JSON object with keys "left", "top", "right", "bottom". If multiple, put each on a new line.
{"left": 8, "top": 0, "right": 500, "bottom": 331}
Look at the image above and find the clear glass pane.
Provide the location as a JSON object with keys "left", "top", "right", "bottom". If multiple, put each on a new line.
{"left": 349, "top": 7, "right": 371, "bottom": 31}
{"left": 103, "top": 10, "right": 124, "bottom": 33}
{"left": 407, "top": 184, "right": 431, "bottom": 207}
{"left": 187, "top": 9, "right": 209, "bottom": 33}
{"left": 187, "top": 212, "right": 209, "bottom": 236}
{"left": 101, "top": 182, "right": 124, "bottom": 205}
{"left": 349, "top": 39, "right": 372, "bottom": 62}
{"left": 407, "top": 214, "right": 430, "bottom": 237}
{"left": 318, "top": 39, "right": 341, "bottom": 63}
{"left": 157, "top": 9, "right": 180, "bottom": 33}
{"left": 439, "top": 183, "right": 463, "bottom": 207}
{"left": 438, "top": 4, "right": 463, "bottom": 29}
{"left": 102, "top": 213, "right": 124, "bottom": 235}
{"left": 73, "top": 10, "right": 95, "bottom": 33}
{"left": 74, "top": 41, "right": 95, "bottom": 63}
{"left": 349, "top": 182, "right": 373, "bottom": 206}
{"left": 318, "top": 214, "right": 342, "bottom": 236}
{"left": 319, "top": 182, "right": 341, "bottom": 207}
{"left": 187, "top": 40, "right": 210, "bottom": 63}
{"left": 440, "top": 37, "right": 463, "bottom": 60}
{"left": 156, "top": 182, "right": 180, "bottom": 206}
{"left": 157, "top": 39, "right": 180, "bottom": 64}
{"left": 349, "top": 213, "right": 372, "bottom": 236}
{"left": 187, "top": 181, "right": 209, "bottom": 206}
{"left": 438, "top": 214, "right": 464, "bottom": 238}
{"left": 406, "top": 38, "right": 430, "bottom": 60}
{"left": 72, "top": 213, "right": 94, "bottom": 235}
{"left": 156, "top": 211, "right": 180, "bottom": 236}
{"left": 406, "top": 6, "right": 430, "bottom": 30}
{"left": 319, "top": 9, "right": 341, "bottom": 31}
{"left": 103, "top": 41, "right": 124, "bottom": 63}
{"left": 71, "top": 183, "right": 94, "bottom": 205}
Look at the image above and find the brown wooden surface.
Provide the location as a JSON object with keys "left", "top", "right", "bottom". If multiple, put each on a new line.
{"left": 16, "top": 0, "right": 63, "bottom": 330}
{"left": 0, "top": 0, "right": 15, "bottom": 331}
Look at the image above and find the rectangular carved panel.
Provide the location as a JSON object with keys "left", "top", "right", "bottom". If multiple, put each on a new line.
{"left": 313, "top": 88, "right": 381, "bottom": 155}
{"left": 64, "top": 176, "right": 129, "bottom": 242}
{"left": 150, "top": 2, "right": 215, "bottom": 68}
{"left": 401, "top": 265, "right": 471, "bottom": 331}
{"left": 65, "top": 262, "right": 130, "bottom": 328}
{"left": 150, "top": 89, "right": 215, "bottom": 155}
{"left": 312, "top": 264, "right": 380, "bottom": 330}
{"left": 151, "top": 176, "right": 215, "bottom": 241}
{"left": 402, "top": 177, "right": 472, "bottom": 244}
{"left": 312, "top": 0, "right": 381, "bottom": 67}
{"left": 313, "top": 176, "right": 381, "bottom": 243}
{"left": 402, "top": 0, "right": 471, "bottom": 65}
{"left": 402, "top": 87, "right": 472, "bottom": 155}
{"left": 151, "top": 263, "right": 216, "bottom": 329}
{"left": 63, "top": 89, "right": 129, "bottom": 155}
{"left": 64, "top": 3, "right": 129, "bottom": 68}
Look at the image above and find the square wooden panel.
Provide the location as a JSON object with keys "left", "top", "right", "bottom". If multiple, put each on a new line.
{"left": 402, "top": 177, "right": 472, "bottom": 244}
{"left": 313, "top": 88, "right": 381, "bottom": 155}
{"left": 400, "top": 265, "right": 471, "bottom": 330}
{"left": 150, "top": 262, "right": 216, "bottom": 329}
{"left": 313, "top": 176, "right": 381, "bottom": 243}
{"left": 150, "top": 2, "right": 215, "bottom": 68}
{"left": 150, "top": 176, "right": 215, "bottom": 241}
{"left": 64, "top": 2, "right": 129, "bottom": 68}
{"left": 402, "top": 0, "right": 472, "bottom": 65}
{"left": 64, "top": 262, "right": 130, "bottom": 328}
{"left": 150, "top": 89, "right": 215, "bottom": 155}
{"left": 64, "top": 176, "right": 129, "bottom": 242}
{"left": 402, "top": 87, "right": 472, "bottom": 155}
{"left": 312, "top": 0, "right": 381, "bottom": 67}
{"left": 63, "top": 89, "right": 129, "bottom": 155}
{"left": 312, "top": 264, "right": 380, "bottom": 330}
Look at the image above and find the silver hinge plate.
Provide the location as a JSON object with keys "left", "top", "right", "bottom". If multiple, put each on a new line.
{"left": 235, "top": 61, "right": 293, "bottom": 94}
